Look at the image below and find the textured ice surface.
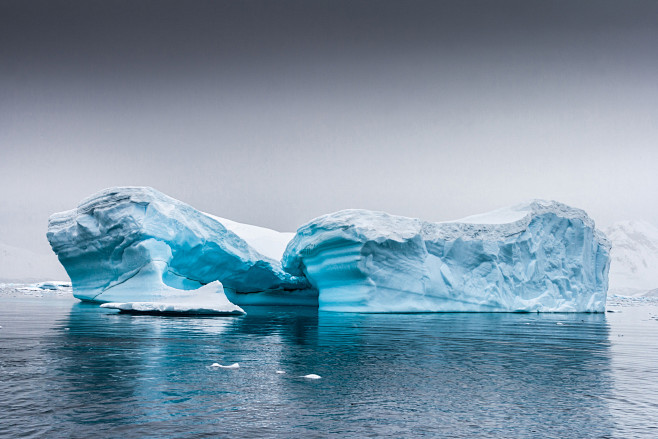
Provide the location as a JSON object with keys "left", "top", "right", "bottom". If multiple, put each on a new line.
{"left": 283, "top": 200, "right": 611, "bottom": 312}
{"left": 47, "top": 187, "right": 311, "bottom": 304}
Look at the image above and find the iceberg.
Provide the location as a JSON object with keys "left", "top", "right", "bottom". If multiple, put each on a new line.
{"left": 283, "top": 201, "right": 611, "bottom": 313}
{"left": 47, "top": 186, "right": 610, "bottom": 314}
{"left": 47, "top": 187, "right": 314, "bottom": 305}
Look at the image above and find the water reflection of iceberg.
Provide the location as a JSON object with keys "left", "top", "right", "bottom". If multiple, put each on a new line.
{"left": 50, "top": 303, "right": 244, "bottom": 435}
{"left": 46, "top": 302, "right": 615, "bottom": 437}
{"left": 285, "top": 312, "right": 615, "bottom": 438}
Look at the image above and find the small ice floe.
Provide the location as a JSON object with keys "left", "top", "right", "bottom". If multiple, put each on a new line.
{"left": 211, "top": 363, "right": 240, "bottom": 369}
{"left": 36, "top": 281, "right": 72, "bottom": 290}
{"left": 276, "top": 370, "right": 286, "bottom": 374}
{"left": 301, "top": 374, "right": 321, "bottom": 379}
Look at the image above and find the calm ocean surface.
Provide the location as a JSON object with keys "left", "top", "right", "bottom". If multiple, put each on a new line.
{"left": 1, "top": 288, "right": 657, "bottom": 438}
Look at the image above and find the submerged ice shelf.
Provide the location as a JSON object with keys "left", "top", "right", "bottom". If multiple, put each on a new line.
{"left": 283, "top": 201, "right": 611, "bottom": 312}
{"left": 100, "top": 281, "right": 245, "bottom": 316}
{"left": 48, "top": 187, "right": 610, "bottom": 313}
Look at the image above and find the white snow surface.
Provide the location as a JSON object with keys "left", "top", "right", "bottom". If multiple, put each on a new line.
{"left": 100, "top": 281, "right": 245, "bottom": 315}
{"left": 454, "top": 207, "right": 529, "bottom": 225}
{"left": 606, "top": 220, "right": 658, "bottom": 295}
{"left": 283, "top": 200, "right": 610, "bottom": 312}
{"left": 204, "top": 213, "right": 294, "bottom": 261}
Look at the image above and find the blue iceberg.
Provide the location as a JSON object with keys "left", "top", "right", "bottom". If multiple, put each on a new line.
{"left": 47, "top": 187, "right": 315, "bottom": 306}
{"left": 283, "top": 201, "right": 610, "bottom": 312}
{"left": 48, "top": 187, "right": 610, "bottom": 313}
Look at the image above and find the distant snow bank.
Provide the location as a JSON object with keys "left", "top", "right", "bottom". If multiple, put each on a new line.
{"left": 0, "top": 242, "right": 68, "bottom": 282}
{"left": 606, "top": 220, "right": 658, "bottom": 296}
{"left": 0, "top": 281, "right": 73, "bottom": 299}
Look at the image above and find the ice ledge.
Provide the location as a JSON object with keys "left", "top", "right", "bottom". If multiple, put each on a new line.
{"left": 99, "top": 280, "right": 245, "bottom": 315}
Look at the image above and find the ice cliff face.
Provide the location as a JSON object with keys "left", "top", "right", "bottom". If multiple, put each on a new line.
{"left": 283, "top": 201, "right": 611, "bottom": 312}
{"left": 47, "top": 187, "right": 312, "bottom": 304}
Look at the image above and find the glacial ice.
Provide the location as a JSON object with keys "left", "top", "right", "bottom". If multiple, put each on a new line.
{"left": 283, "top": 200, "right": 611, "bottom": 313}
{"left": 47, "top": 187, "right": 313, "bottom": 305}
{"left": 47, "top": 186, "right": 611, "bottom": 314}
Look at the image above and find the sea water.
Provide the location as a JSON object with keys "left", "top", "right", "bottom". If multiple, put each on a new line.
{"left": 1, "top": 288, "right": 657, "bottom": 438}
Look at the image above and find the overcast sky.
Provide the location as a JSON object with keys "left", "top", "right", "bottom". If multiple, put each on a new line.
{"left": 1, "top": 0, "right": 657, "bottom": 255}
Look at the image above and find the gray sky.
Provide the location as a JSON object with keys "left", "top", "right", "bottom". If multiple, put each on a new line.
{"left": 1, "top": 0, "right": 657, "bottom": 256}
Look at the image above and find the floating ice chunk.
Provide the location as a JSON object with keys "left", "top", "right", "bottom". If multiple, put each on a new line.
{"left": 35, "top": 281, "right": 72, "bottom": 290}
{"left": 301, "top": 374, "right": 321, "bottom": 379}
{"left": 283, "top": 200, "right": 610, "bottom": 313}
{"left": 211, "top": 363, "right": 240, "bottom": 369}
